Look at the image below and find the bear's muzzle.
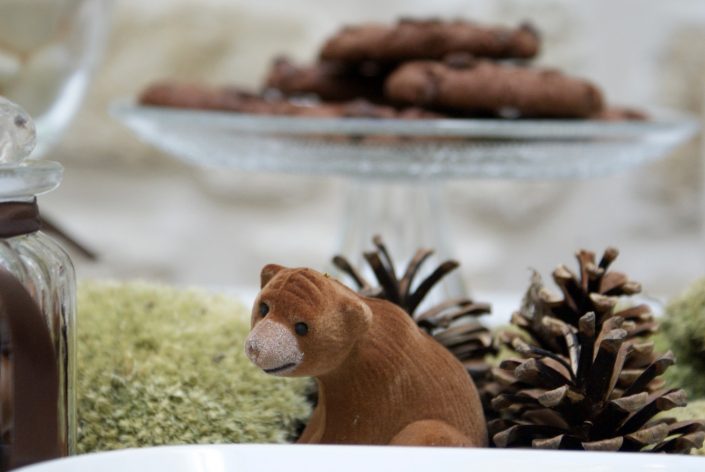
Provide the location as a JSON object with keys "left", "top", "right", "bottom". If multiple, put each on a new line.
{"left": 245, "top": 319, "right": 304, "bottom": 376}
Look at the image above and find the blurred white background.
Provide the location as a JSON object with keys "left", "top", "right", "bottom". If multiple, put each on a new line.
{"left": 5, "top": 0, "right": 705, "bottom": 304}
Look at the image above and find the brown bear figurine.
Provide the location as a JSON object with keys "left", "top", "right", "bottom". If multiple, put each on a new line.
{"left": 244, "top": 264, "right": 487, "bottom": 447}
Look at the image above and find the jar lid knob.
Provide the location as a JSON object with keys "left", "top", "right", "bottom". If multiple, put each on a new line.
{"left": 0, "top": 96, "right": 61, "bottom": 199}
{"left": 0, "top": 96, "right": 36, "bottom": 165}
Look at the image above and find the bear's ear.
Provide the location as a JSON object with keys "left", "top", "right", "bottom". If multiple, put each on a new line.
{"left": 260, "top": 264, "right": 285, "bottom": 288}
{"left": 341, "top": 297, "right": 373, "bottom": 334}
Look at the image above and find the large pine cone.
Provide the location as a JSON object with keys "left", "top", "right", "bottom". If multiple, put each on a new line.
{"left": 488, "top": 248, "right": 705, "bottom": 453}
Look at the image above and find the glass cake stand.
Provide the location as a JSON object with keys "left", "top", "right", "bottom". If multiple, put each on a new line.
{"left": 111, "top": 102, "right": 698, "bottom": 299}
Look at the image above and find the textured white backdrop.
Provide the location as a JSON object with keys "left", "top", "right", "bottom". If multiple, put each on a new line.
{"left": 29, "top": 0, "right": 705, "bottom": 303}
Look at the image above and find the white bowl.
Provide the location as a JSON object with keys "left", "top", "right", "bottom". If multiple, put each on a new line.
{"left": 15, "top": 444, "right": 704, "bottom": 472}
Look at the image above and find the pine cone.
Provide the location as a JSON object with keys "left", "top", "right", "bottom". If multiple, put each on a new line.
{"left": 488, "top": 248, "right": 705, "bottom": 453}
{"left": 332, "top": 235, "right": 495, "bottom": 379}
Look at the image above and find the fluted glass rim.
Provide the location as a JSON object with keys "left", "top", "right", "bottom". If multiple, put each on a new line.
{"left": 0, "top": 160, "right": 63, "bottom": 199}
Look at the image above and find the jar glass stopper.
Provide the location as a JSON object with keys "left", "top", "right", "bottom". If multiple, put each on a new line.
{"left": 0, "top": 96, "right": 63, "bottom": 200}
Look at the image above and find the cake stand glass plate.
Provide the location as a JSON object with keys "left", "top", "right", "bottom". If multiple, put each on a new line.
{"left": 111, "top": 102, "right": 698, "bottom": 303}
{"left": 16, "top": 444, "right": 705, "bottom": 472}
{"left": 111, "top": 102, "right": 696, "bottom": 180}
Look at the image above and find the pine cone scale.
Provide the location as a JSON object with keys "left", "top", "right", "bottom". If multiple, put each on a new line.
{"left": 622, "top": 352, "right": 675, "bottom": 397}
{"left": 623, "top": 423, "right": 669, "bottom": 449}
{"left": 581, "top": 436, "right": 623, "bottom": 451}
{"left": 586, "top": 330, "right": 627, "bottom": 403}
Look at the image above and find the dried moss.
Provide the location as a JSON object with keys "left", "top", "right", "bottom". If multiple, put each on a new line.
{"left": 76, "top": 281, "right": 312, "bottom": 453}
{"left": 656, "top": 278, "right": 705, "bottom": 399}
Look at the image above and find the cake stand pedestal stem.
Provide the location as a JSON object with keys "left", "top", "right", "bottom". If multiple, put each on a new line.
{"left": 335, "top": 177, "right": 467, "bottom": 305}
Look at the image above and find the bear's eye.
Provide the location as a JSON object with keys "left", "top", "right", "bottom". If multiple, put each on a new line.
{"left": 259, "top": 302, "right": 269, "bottom": 317}
{"left": 294, "top": 322, "right": 309, "bottom": 336}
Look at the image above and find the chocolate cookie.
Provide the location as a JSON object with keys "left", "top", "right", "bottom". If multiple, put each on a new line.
{"left": 139, "top": 82, "right": 255, "bottom": 112}
{"left": 590, "top": 106, "right": 648, "bottom": 121}
{"left": 140, "top": 82, "right": 442, "bottom": 119}
{"left": 264, "top": 57, "right": 386, "bottom": 102}
{"left": 320, "top": 18, "right": 540, "bottom": 64}
{"left": 385, "top": 57, "right": 604, "bottom": 118}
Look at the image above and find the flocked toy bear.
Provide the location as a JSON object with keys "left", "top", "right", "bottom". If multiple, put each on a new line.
{"left": 244, "top": 264, "right": 487, "bottom": 446}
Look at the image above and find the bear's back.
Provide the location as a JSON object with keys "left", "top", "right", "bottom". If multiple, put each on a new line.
{"left": 328, "top": 297, "right": 488, "bottom": 445}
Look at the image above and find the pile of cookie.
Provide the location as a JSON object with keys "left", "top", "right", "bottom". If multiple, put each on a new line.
{"left": 141, "top": 18, "right": 644, "bottom": 121}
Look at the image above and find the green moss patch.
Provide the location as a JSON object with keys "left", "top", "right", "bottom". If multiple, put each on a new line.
{"left": 77, "top": 281, "right": 311, "bottom": 453}
{"left": 657, "top": 278, "right": 705, "bottom": 400}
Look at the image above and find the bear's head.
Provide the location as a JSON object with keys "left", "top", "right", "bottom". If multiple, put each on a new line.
{"left": 244, "top": 264, "right": 373, "bottom": 377}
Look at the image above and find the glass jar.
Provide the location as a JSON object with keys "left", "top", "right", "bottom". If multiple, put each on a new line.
{"left": 0, "top": 97, "right": 75, "bottom": 456}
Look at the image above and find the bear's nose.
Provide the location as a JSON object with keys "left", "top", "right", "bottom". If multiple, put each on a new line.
{"left": 245, "top": 339, "right": 260, "bottom": 361}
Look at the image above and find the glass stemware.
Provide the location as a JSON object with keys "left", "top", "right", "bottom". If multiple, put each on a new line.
{"left": 0, "top": 0, "right": 111, "bottom": 158}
